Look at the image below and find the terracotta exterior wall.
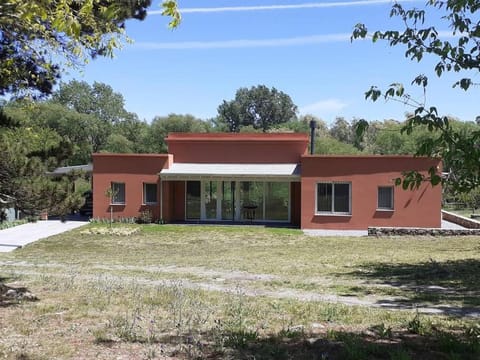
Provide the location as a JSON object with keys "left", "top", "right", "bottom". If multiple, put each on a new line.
{"left": 92, "top": 136, "right": 442, "bottom": 230}
{"left": 93, "top": 154, "right": 174, "bottom": 221}
{"left": 166, "top": 133, "right": 309, "bottom": 163}
{"left": 300, "top": 155, "right": 442, "bottom": 230}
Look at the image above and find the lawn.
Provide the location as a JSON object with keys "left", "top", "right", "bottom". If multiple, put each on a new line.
{"left": 1, "top": 223, "right": 479, "bottom": 359}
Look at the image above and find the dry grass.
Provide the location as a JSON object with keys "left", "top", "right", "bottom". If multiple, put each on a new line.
{"left": 1, "top": 223, "right": 479, "bottom": 359}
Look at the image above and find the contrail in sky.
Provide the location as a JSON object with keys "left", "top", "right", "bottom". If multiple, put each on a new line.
{"left": 148, "top": 0, "right": 421, "bottom": 15}
{"left": 133, "top": 30, "right": 453, "bottom": 50}
{"left": 135, "top": 33, "right": 352, "bottom": 49}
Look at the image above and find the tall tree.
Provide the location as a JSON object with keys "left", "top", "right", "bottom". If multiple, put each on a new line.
{"left": 0, "top": 122, "right": 81, "bottom": 218}
{"left": 53, "top": 80, "right": 130, "bottom": 124}
{"left": 217, "top": 85, "right": 298, "bottom": 132}
{"left": 329, "top": 117, "right": 354, "bottom": 144}
{"left": 352, "top": 0, "right": 480, "bottom": 192}
{"left": 145, "top": 114, "right": 211, "bottom": 153}
{"left": 52, "top": 80, "right": 143, "bottom": 153}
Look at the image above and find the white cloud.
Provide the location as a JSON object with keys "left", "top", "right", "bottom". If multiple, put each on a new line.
{"left": 149, "top": 0, "right": 421, "bottom": 15}
{"left": 134, "top": 33, "right": 351, "bottom": 50}
{"left": 300, "top": 99, "right": 348, "bottom": 117}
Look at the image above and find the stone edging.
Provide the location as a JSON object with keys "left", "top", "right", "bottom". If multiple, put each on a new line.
{"left": 368, "top": 227, "right": 480, "bottom": 236}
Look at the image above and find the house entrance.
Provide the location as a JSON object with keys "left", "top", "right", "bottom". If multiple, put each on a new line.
{"left": 186, "top": 180, "right": 290, "bottom": 222}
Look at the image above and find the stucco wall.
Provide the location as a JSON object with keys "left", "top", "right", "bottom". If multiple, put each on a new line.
{"left": 300, "top": 155, "right": 442, "bottom": 230}
{"left": 166, "top": 133, "right": 309, "bottom": 164}
{"left": 92, "top": 154, "right": 172, "bottom": 221}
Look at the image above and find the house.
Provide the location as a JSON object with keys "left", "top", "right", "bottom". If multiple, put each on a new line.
{"left": 92, "top": 133, "right": 442, "bottom": 229}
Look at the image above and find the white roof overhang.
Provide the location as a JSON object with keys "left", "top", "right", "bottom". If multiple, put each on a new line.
{"left": 160, "top": 163, "right": 301, "bottom": 181}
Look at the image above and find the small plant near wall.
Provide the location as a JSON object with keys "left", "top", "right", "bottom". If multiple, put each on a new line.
{"left": 136, "top": 210, "right": 153, "bottom": 224}
{"left": 458, "top": 187, "right": 480, "bottom": 216}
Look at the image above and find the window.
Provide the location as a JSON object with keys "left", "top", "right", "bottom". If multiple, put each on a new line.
{"left": 316, "top": 182, "right": 351, "bottom": 215}
{"left": 110, "top": 182, "right": 125, "bottom": 204}
{"left": 143, "top": 183, "right": 157, "bottom": 204}
{"left": 377, "top": 186, "right": 394, "bottom": 210}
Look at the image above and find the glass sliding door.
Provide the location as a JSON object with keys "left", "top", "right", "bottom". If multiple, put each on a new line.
{"left": 186, "top": 181, "right": 201, "bottom": 219}
{"left": 187, "top": 180, "right": 290, "bottom": 223}
{"left": 239, "top": 181, "right": 264, "bottom": 221}
{"left": 265, "top": 182, "right": 289, "bottom": 221}
{"left": 204, "top": 181, "right": 218, "bottom": 220}
{"left": 221, "top": 181, "right": 236, "bottom": 220}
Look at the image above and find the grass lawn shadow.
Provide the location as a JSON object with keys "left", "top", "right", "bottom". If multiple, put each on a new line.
{"left": 346, "top": 258, "right": 480, "bottom": 311}
{"left": 162, "top": 327, "right": 480, "bottom": 360}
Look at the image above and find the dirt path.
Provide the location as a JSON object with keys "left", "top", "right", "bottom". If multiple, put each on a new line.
{"left": 1, "top": 260, "right": 479, "bottom": 318}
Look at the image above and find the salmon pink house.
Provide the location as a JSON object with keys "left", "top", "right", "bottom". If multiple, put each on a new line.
{"left": 92, "top": 133, "right": 442, "bottom": 229}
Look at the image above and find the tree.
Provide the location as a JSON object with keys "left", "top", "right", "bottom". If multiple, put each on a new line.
{"left": 0, "top": 1, "right": 153, "bottom": 97}
{"left": 53, "top": 80, "right": 131, "bottom": 124}
{"left": 52, "top": 80, "right": 143, "bottom": 153}
{"left": 103, "top": 134, "right": 134, "bottom": 153}
{"left": 145, "top": 114, "right": 211, "bottom": 153}
{"left": 0, "top": 123, "right": 81, "bottom": 218}
{"left": 217, "top": 85, "right": 298, "bottom": 132}
{"left": 315, "top": 136, "right": 361, "bottom": 155}
{"left": 275, "top": 114, "right": 329, "bottom": 136}
{"left": 352, "top": 0, "right": 480, "bottom": 192}
{"left": 329, "top": 117, "right": 354, "bottom": 144}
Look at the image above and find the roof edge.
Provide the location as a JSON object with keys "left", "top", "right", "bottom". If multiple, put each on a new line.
{"left": 166, "top": 132, "right": 309, "bottom": 142}
{"left": 301, "top": 154, "right": 441, "bottom": 160}
{"left": 92, "top": 153, "right": 170, "bottom": 158}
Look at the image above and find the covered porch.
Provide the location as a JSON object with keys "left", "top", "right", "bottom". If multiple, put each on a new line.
{"left": 160, "top": 163, "right": 301, "bottom": 226}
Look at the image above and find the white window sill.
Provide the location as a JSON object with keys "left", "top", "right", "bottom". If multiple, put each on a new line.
{"left": 142, "top": 203, "right": 158, "bottom": 206}
{"left": 376, "top": 208, "right": 394, "bottom": 212}
{"left": 110, "top": 203, "right": 126, "bottom": 206}
{"left": 315, "top": 212, "right": 352, "bottom": 217}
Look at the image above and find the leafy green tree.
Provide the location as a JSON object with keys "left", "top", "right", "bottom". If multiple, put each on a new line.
{"left": 0, "top": 124, "right": 80, "bottom": 217}
{"left": 329, "top": 117, "right": 354, "bottom": 144}
{"left": 273, "top": 114, "right": 329, "bottom": 136}
{"left": 103, "top": 134, "right": 134, "bottom": 153}
{"left": 53, "top": 80, "right": 130, "bottom": 124}
{"left": 145, "top": 114, "right": 211, "bottom": 153}
{"left": 52, "top": 80, "right": 145, "bottom": 153}
{"left": 458, "top": 187, "right": 480, "bottom": 214}
{"left": 352, "top": 0, "right": 480, "bottom": 192}
{"left": 315, "top": 136, "right": 361, "bottom": 155}
{"left": 0, "top": 1, "right": 152, "bottom": 97}
{"left": 112, "top": 115, "right": 150, "bottom": 153}
{"left": 217, "top": 85, "right": 298, "bottom": 132}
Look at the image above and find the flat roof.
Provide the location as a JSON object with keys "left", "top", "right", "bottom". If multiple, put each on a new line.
{"left": 47, "top": 164, "right": 92, "bottom": 176}
{"left": 160, "top": 163, "right": 301, "bottom": 181}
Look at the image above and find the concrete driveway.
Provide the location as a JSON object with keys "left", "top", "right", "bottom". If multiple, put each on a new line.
{"left": 0, "top": 220, "right": 88, "bottom": 252}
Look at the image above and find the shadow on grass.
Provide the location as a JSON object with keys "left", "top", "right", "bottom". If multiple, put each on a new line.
{"left": 346, "top": 258, "right": 480, "bottom": 312}
{"left": 105, "top": 327, "right": 480, "bottom": 360}
{"left": 0, "top": 275, "right": 38, "bottom": 307}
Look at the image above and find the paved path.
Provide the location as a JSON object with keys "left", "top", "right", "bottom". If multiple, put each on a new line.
{"left": 0, "top": 220, "right": 88, "bottom": 252}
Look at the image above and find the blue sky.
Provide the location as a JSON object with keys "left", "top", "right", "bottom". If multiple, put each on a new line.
{"left": 66, "top": 0, "right": 478, "bottom": 124}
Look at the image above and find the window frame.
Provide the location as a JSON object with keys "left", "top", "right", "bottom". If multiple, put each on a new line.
{"left": 315, "top": 181, "right": 352, "bottom": 216}
{"left": 377, "top": 186, "right": 394, "bottom": 211}
{"left": 110, "top": 182, "right": 126, "bottom": 205}
{"left": 143, "top": 183, "right": 158, "bottom": 205}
